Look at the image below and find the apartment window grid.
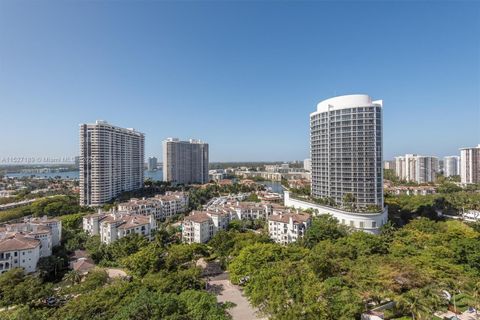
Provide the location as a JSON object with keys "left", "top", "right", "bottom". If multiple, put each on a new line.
{"left": 311, "top": 105, "right": 383, "bottom": 208}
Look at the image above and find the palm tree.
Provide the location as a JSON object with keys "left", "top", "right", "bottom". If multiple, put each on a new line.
{"left": 63, "top": 270, "right": 82, "bottom": 286}
{"left": 467, "top": 281, "right": 480, "bottom": 318}
{"left": 397, "top": 290, "right": 431, "bottom": 320}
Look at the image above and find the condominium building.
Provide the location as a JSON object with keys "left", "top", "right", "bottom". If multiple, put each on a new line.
{"left": 83, "top": 210, "right": 156, "bottom": 244}
{"left": 395, "top": 154, "right": 439, "bottom": 183}
{"left": 285, "top": 94, "right": 388, "bottom": 234}
{"left": 310, "top": 94, "right": 383, "bottom": 208}
{"left": 4, "top": 224, "right": 52, "bottom": 258}
{"left": 0, "top": 217, "right": 61, "bottom": 274}
{"left": 163, "top": 138, "right": 209, "bottom": 185}
{"left": 182, "top": 210, "right": 231, "bottom": 244}
{"left": 117, "top": 191, "right": 189, "bottom": 221}
{"left": 268, "top": 213, "right": 311, "bottom": 245}
{"left": 0, "top": 234, "right": 40, "bottom": 274}
{"left": 303, "top": 159, "right": 312, "bottom": 172}
{"left": 79, "top": 120, "right": 145, "bottom": 206}
{"left": 460, "top": 145, "right": 480, "bottom": 184}
{"left": 27, "top": 216, "right": 62, "bottom": 247}
{"left": 444, "top": 156, "right": 460, "bottom": 177}
{"left": 147, "top": 157, "right": 158, "bottom": 171}
{"left": 384, "top": 160, "right": 395, "bottom": 170}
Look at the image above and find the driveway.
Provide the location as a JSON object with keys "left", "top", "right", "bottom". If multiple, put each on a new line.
{"left": 208, "top": 273, "right": 266, "bottom": 320}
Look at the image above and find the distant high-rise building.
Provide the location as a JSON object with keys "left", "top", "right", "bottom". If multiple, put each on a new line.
{"left": 74, "top": 156, "right": 80, "bottom": 170}
{"left": 148, "top": 157, "right": 158, "bottom": 171}
{"left": 460, "top": 145, "right": 480, "bottom": 184}
{"left": 79, "top": 121, "right": 144, "bottom": 206}
{"left": 395, "top": 154, "right": 439, "bottom": 183}
{"left": 310, "top": 94, "right": 383, "bottom": 209}
{"left": 444, "top": 156, "right": 460, "bottom": 177}
{"left": 163, "top": 138, "right": 209, "bottom": 185}
{"left": 384, "top": 160, "right": 395, "bottom": 170}
{"left": 303, "top": 159, "right": 311, "bottom": 172}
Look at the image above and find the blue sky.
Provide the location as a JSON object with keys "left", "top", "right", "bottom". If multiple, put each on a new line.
{"left": 0, "top": 1, "right": 479, "bottom": 162}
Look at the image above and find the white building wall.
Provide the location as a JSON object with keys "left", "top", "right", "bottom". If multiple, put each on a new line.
{"left": 284, "top": 191, "right": 387, "bottom": 234}
{"left": 79, "top": 121, "right": 145, "bottom": 206}
{"left": 444, "top": 156, "right": 460, "bottom": 177}
{"left": 0, "top": 246, "right": 40, "bottom": 274}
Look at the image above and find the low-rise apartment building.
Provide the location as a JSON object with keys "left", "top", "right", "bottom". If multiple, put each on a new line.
{"left": 268, "top": 213, "right": 311, "bottom": 245}
{"left": 0, "top": 234, "right": 40, "bottom": 274}
{"left": 182, "top": 211, "right": 216, "bottom": 244}
{"left": 4, "top": 223, "right": 52, "bottom": 257}
{"left": 117, "top": 192, "right": 189, "bottom": 221}
{"left": 83, "top": 210, "right": 156, "bottom": 244}
{"left": 0, "top": 216, "right": 62, "bottom": 274}
{"left": 182, "top": 209, "right": 236, "bottom": 244}
{"left": 26, "top": 216, "right": 62, "bottom": 247}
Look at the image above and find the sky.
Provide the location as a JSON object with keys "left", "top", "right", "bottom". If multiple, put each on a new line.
{"left": 0, "top": 1, "right": 479, "bottom": 163}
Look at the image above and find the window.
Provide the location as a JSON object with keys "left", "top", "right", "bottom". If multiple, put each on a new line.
{"left": 359, "top": 221, "right": 364, "bottom": 228}
{"left": 372, "top": 221, "right": 377, "bottom": 228}
{"left": 350, "top": 221, "right": 354, "bottom": 227}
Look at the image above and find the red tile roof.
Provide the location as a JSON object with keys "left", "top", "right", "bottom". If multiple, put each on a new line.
{"left": 0, "top": 234, "right": 40, "bottom": 251}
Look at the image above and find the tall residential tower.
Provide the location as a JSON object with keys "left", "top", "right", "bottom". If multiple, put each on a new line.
{"left": 310, "top": 94, "right": 383, "bottom": 209}
{"left": 460, "top": 145, "right": 480, "bottom": 184}
{"left": 395, "top": 154, "right": 439, "bottom": 183}
{"left": 285, "top": 94, "right": 388, "bottom": 234}
{"left": 444, "top": 156, "right": 460, "bottom": 177}
{"left": 163, "top": 138, "right": 209, "bottom": 185}
{"left": 79, "top": 121, "right": 144, "bottom": 206}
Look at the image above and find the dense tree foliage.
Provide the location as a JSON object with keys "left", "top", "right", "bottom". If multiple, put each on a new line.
{"left": 0, "top": 195, "right": 92, "bottom": 223}
{"left": 227, "top": 217, "right": 480, "bottom": 319}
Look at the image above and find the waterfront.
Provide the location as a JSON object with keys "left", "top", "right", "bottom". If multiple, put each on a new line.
{"left": 5, "top": 170, "right": 164, "bottom": 181}
{"left": 3, "top": 170, "right": 285, "bottom": 194}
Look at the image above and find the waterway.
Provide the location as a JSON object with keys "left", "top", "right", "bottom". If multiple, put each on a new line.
{"left": 261, "top": 181, "right": 284, "bottom": 194}
{"left": 5, "top": 170, "right": 164, "bottom": 181}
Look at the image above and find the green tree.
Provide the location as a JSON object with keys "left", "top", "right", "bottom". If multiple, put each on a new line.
{"left": 63, "top": 270, "right": 82, "bottom": 286}
{"left": 301, "top": 215, "right": 349, "bottom": 248}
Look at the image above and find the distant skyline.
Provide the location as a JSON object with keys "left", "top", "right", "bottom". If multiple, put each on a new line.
{"left": 1, "top": 1, "right": 479, "bottom": 162}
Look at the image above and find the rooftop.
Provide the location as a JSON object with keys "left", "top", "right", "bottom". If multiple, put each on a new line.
{"left": 0, "top": 233, "right": 40, "bottom": 252}
{"left": 268, "top": 213, "right": 311, "bottom": 224}
{"left": 184, "top": 211, "right": 212, "bottom": 223}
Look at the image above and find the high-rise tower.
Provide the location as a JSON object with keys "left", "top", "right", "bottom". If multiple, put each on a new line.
{"left": 310, "top": 94, "right": 384, "bottom": 209}
{"left": 79, "top": 121, "right": 144, "bottom": 206}
{"left": 163, "top": 138, "right": 209, "bottom": 185}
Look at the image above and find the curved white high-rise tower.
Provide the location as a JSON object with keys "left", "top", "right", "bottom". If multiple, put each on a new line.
{"left": 310, "top": 94, "right": 384, "bottom": 209}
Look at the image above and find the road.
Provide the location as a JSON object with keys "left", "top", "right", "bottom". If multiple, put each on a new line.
{"left": 208, "top": 272, "right": 266, "bottom": 320}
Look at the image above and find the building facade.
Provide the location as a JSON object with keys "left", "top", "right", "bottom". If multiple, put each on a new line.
{"left": 460, "top": 145, "right": 480, "bottom": 184}
{"left": 303, "top": 159, "right": 312, "bottom": 172}
{"left": 444, "top": 156, "right": 460, "bottom": 177}
{"left": 0, "top": 234, "right": 40, "bottom": 274}
{"left": 163, "top": 138, "right": 209, "bottom": 185}
{"left": 0, "top": 217, "right": 61, "bottom": 274}
{"left": 83, "top": 210, "right": 156, "bottom": 244}
{"left": 79, "top": 120, "right": 145, "bottom": 206}
{"left": 395, "top": 154, "right": 439, "bottom": 183}
{"left": 147, "top": 157, "right": 158, "bottom": 171}
{"left": 268, "top": 213, "right": 311, "bottom": 245}
{"left": 182, "top": 210, "right": 231, "bottom": 244}
{"left": 310, "top": 94, "right": 384, "bottom": 209}
{"left": 384, "top": 160, "right": 395, "bottom": 170}
{"left": 117, "top": 191, "right": 189, "bottom": 221}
